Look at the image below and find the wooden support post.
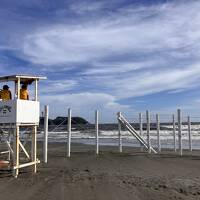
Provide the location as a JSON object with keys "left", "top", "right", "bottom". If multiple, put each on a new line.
{"left": 43, "top": 105, "right": 49, "bottom": 163}
{"left": 19, "top": 140, "right": 30, "bottom": 159}
{"left": 67, "top": 108, "right": 71, "bottom": 157}
{"left": 146, "top": 110, "right": 151, "bottom": 153}
{"left": 139, "top": 113, "right": 143, "bottom": 151}
{"left": 14, "top": 82, "right": 17, "bottom": 99}
{"left": 177, "top": 109, "right": 182, "bottom": 156}
{"left": 14, "top": 126, "right": 20, "bottom": 178}
{"left": 95, "top": 110, "right": 99, "bottom": 155}
{"left": 118, "top": 112, "right": 122, "bottom": 153}
{"left": 17, "top": 78, "right": 20, "bottom": 99}
{"left": 35, "top": 79, "right": 38, "bottom": 101}
{"left": 156, "top": 114, "right": 161, "bottom": 152}
{"left": 173, "top": 114, "right": 176, "bottom": 152}
{"left": 31, "top": 126, "right": 37, "bottom": 173}
{"left": 8, "top": 126, "right": 11, "bottom": 161}
{"left": 188, "top": 116, "right": 192, "bottom": 152}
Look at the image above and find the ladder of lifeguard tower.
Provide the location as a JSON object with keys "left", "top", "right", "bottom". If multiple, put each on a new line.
{"left": 0, "top": 127, "right": 14, "bottom": 158}
{"left": 117, "top": 112, "right": 157, "bottom": 154}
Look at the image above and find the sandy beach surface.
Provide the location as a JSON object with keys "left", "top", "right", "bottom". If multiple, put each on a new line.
{"left": 0, "top": 142, "right": 200, "bottom": 200}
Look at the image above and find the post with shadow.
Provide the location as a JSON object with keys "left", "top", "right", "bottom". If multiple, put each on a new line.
{"left": 43, "top": 105, "right": 49, "bottom": 163}
{"left": 67, "top": 108, "right": 71, "bottom": 157}
{"left": 95, "top": 110, "right": 99, "bottom": 155}
{"left": 177, "top": 109, "right": 182, "bottom": 156}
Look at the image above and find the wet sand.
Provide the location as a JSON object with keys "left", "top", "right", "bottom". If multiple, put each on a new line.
{"left": 0, "top": 142, "right": 200, "bottom": 200}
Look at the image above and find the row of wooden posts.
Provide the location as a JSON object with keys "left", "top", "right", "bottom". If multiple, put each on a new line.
{"left": 42, "top": 106, "right": 193, "bottom": 162}
{"left": 139, "top": 109, "right": 192, "bottom": 156}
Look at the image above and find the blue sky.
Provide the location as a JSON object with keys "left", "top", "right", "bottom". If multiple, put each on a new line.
{"left": 1, "top": 0, "right": 200, "bottom": 122}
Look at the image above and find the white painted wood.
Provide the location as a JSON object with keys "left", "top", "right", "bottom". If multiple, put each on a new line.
{"left": 156, "top": 114, "right": 161, "bottom": 152}
{"left": 17, "top": 78, "right": 20, "bottom": 99}
{"left": 19, "top": 140, "right": 30, "bottom": 159}
{"left": 16, "top": 100, "right": 40, "bottom": 124}
{"left": 172, "top": 114, "right": 176, "bottom": 152}
{"left": 35, "top": 79, "right": 38, "bottom": 101}
{"left": 95, "top": 110, "right": 99, "bottom": 155}
{"left": 43, "top": 105, "right": 49, "bottom": 163}
{"left": 15, "top": 126, "right": 20, "bottom": 178}
{"left": 13, "top": 159, "right": 40, "bottom": 169}
{"left": 67, "top": 108, "right": 71, "bottom": 157}
{"left": 118, "top": 112, "right": 122, "bottom": 153}
{"left": 118, "top": 113, "right": 157, "bottom": 153}
{"left": 8, "top": 127, "right": 11, "bottom": 161}
{"left": 188, "top": 116, "right": 192, "bottom": 152}
{"left": 0, "top": 75, "right": 46, "bottom": 82}
{"left": 146, "top": 110, "right": 151, "bottom": 153}
{"left": 31, "top": 126, "right": 37, "bottom": 173}
{"left": 0, "top": 100, "right": 40, "bottom": 124}
{"left": 0, "top": 150, "right": 10, "bottom": 154}
{"left": 139, "top": 113, "right": 143, "bottom": 151}
{"left": 177, "top": 109, "right": 182, "bottom": 156}
{"left": 14, "top": 82, "right": 17, "bottom": 99}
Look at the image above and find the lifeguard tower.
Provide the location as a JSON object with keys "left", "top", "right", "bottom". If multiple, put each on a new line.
{"left": 0, "top": 75, "right": 46, "bottom": 177}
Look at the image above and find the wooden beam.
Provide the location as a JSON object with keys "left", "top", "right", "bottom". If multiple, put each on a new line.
{"left": 118, "top": 112, "right": 122, "bottom": 153}
{"left": 139, "top": 113, "right": 143, "bottom": 151}
{"left": 172, "top": 114, "right": 176, "bottom": 152}
{"left": 188, "top": 116, "right": 192, "bottom": 152}
{"left": 17, "top": 78, "right": 20, "bottom": 99}
{"left": 177, "top": 109, "right": 182, "bottom": 156}
{"left": 67, "top": 108, "right": 71, "bottom": 157}
{"left": 13, "top": 126, "right": 20, "bottom": 178}
{"left": 13, "top": 160, "right": 40, "bottom": 169}
{"left": 156, "top": 114, "right": 161, "bottom": 152}
{"left": 35, "top": 79, "right": 38, "bottom": 101}
{"left": 19, "top": 140, "right": 30, "bottom": 159}
{"left": 43, "top": 105, "right": 49, "bottom": 163}
{"left": 31, "top": 126, "right": 37, "bottom": 173}
{"left": 95, "top": 110, "right": 99, "bottom": 155}
{"left": 146, "top": 110, "right": 151, "bottom": 153}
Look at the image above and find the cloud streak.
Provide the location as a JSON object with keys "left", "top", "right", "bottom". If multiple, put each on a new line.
{"left": 21, "top": 1, "right": 200, "bottom": 66}
{"left": 1, "top": 0, "right": 200, "bottom": 120}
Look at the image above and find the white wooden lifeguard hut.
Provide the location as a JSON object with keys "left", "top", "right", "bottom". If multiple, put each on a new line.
{"left": 0, "top": 75, "right": 46, "bottom": 177}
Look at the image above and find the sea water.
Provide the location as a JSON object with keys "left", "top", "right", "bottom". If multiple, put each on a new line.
{"left": 36, "top": 124, "right": 200, "bottom": 150}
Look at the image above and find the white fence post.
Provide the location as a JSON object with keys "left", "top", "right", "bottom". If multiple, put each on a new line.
{"left": 188, "top": 116, "right": 192, "bottom": 152}
{"left": 67, "top": 108, "right": 71, "bottom": 157}
{"left": 156, "top": 114, "right": 161, "bottom": 152}
{"left": 172, "top": 114, "right": 176, "bottom": 152}
{"left": 146, "top": 110, "right": 151, "bottom": 153}
{"left": 118, "top": 112, "right": 122, "bottom": 153}
{"left": 139, "top": 113, "right": 143, "bottom": 151}
{"left": 95, "top": 110, "right": 99, "bottom": 155}
{"left": 177, "top": 109, "right": 182, "bottom": 156}
{"left": 43, "top": 105, "right": 49, "bottom": 163}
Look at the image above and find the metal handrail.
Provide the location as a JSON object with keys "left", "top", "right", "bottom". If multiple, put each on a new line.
{"left": 117, "top": 112, "right": 157, "bottom": 153}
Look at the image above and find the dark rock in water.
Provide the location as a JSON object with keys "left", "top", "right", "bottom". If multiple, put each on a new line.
{"left": 39, "top": 116, "right": 89, "bottom": 125}
{"left": 40, "top": 117, "right": 54, "bottom": 126}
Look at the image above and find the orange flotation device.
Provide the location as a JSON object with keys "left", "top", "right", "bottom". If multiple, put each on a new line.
{"left": 0, "top": 160, "right": 9, "bottom": 168}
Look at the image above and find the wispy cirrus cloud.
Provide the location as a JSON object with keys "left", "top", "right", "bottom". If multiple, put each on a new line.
{"left": 40, "top": 79, "right": 77, "bottom": 94}
{"left": 1, "top": 0, "right": 200, "bottom": 120}
{"left": 107, "top": 63, "right": 200, "bottom": 98}
{"left": 82, "top": 60, "right": 166, "bottom": 75}
{"left": 21, "top": 1, "right": 200, "bottom": 67}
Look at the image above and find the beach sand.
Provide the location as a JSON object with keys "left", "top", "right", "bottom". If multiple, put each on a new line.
{"left": 0, "top": 142, "right": 200, "bottom": 200}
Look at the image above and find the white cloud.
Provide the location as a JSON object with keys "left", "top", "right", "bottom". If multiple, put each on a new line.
{"left": 69, "top": 1, "right": 106, "bottom": 13}
{"left": 101, "top": 63, "right": 200, "bottom": 98}
{"left": 40, "top": 92, "right": 131, "bottom": 122}
{"left": 21, "top": 1, "right": 200, "bottom": 66}
{"left": 40, "top": 79, "right": 77, "bottom": 94}
{"left": 7, "top": 0, "right": 200, "bottom": 116}
{"left": 82, "top": 60, "right": 165, "bottom": 75}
